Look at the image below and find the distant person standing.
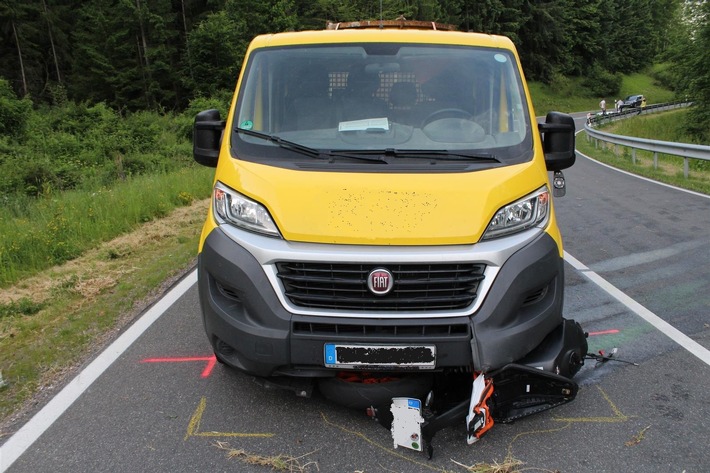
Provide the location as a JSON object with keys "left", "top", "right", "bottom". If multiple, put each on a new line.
{"left": 641, "top": 96, "right": 647, "bottom": 108}
{"left": 616, "top": 99, "right": 623, "bottom": 113}
{"left": 599, "top": 98, "right": 607, "bottom": 115}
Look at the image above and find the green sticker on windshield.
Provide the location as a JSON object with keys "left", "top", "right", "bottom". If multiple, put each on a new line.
{"left": 240, "top": 120, "right": 253, "bottom": 130}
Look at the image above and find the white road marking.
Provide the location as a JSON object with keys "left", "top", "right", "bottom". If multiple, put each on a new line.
{"left": 564, "top": 251, "right": 710, "bottom": 367}
{"left": 0, "top": 270, "right": 198, "bottom": 472}
{"left": 592, "top": 239, "right": 708, "bottom": 273}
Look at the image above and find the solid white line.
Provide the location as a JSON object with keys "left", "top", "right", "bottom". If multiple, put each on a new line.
{"left": 0, "top": 270, "right": 198, "bottom": 472}
{"left": 564, "top": 251, "right": 710, "bottom": 366}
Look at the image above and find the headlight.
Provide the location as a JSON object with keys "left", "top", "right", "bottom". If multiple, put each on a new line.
{"left": 213, "top": 181, "right": 280, "bottom": 237}
{"left": 482, "top": 186, "right": 550, "bottom": 240}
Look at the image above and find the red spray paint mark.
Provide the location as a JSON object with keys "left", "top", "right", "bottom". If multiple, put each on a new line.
{"left": 141, "top": 354, "right": 217, "bottom": 378}
{"left": 588, "top": 329, "right": 620, "bottom": 336}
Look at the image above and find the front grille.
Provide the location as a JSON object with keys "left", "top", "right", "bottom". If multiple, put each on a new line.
{"left": 276, "top": 262, "right": 485, "bottom": 311}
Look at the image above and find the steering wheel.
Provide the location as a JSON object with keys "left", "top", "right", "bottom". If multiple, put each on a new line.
{"left": 422, "top": 108, "right": 474, "bottom": 127}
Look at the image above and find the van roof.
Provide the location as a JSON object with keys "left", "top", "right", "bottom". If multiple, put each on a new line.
{"left": 249, "top": 27, "right": 515, "bottom": 50}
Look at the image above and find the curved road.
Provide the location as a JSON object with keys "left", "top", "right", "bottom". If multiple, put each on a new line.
{"left": 2, "top": 113, "right": 709, "bottom": 472}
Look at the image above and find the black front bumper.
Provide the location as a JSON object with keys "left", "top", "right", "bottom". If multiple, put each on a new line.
{"left": 197, "top": 228, "right": 565, "bottom": 377}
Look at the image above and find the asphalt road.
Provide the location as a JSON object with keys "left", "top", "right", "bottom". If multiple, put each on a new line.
{"left": 2, "top": 114, "right": 709, "bottom": 472}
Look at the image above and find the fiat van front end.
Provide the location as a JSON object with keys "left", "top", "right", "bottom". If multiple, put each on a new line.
{"left": 192, "top": 25, "right": 583, "bottom": 411}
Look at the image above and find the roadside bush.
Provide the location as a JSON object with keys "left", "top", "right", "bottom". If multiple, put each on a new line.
{"left": 0, "top": 79, "right": 31, "bottom": 139}
{"left": 648, "top": 63, "right": 677, "bottom": 92}
{"left": 121, "top": 153, "right": 169, "bottom": 176}
{"left": 582, "top": 64, "right": 622, "bottom": 98}
{"left": 0, "top": 138, "right": 23, "bottom": 196}
{"left": 21, "top": 159, "right": 60, "bottom": 196}
{"left": 547, "top": 73, "right": 574, "bottom": 96}
{"left": 176, "top": 93, "right": 232, "bottom": 140}
{"left": 686, "top": 106, "right": 710, "bottom": 144}
{"left": 0, "top": 99, "right": 199, "bottom": 198}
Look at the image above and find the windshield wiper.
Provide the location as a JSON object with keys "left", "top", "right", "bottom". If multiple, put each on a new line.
{"left": 337, "top": 149, "right": 500, "bottom": 163}
{"left": 235, "top": 128, "right": 387, "bottom": 163}
{"left": 235, "top": 130, "right": 495, "bottom": 164}
{"left": 236, "top": 127, "right": 321, "bottom": 158}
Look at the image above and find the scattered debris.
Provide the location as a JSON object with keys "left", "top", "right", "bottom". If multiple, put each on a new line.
{"left": 213, "top": 441, "right": 319, "bottom": 472}
{"left": 587, "top": 348, "right": 639, "bottom": 368}
{"left": 625, "top": 425, "right": 651, "bottom": 447}
{"left": 450, "top": 454, "right": 524, "bottom": 473}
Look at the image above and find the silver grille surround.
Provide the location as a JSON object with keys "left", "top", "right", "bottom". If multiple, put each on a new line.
{"left": 218, "top": 223, "right": 545, "bottom": 318}
{"left": 276, "top": 262, "right": 485, "bottom": 311}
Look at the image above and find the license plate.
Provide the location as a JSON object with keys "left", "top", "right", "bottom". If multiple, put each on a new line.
{"left": 324, "top": 344, "right": 436, "bottom": 369}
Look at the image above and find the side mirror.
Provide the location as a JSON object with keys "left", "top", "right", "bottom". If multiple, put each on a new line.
{"left": 538, "top": 112, "right": 575, "bottom": 171}
{"left": 193, "top": 109, "right": 225, "bottom": 168}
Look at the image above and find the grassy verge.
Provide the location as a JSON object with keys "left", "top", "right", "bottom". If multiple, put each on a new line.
{"left": 0, "top": 197, "right": 211, "bottom": 430}
{"left": 578, "top": 109, "right": 710, "bottom": 195}
{"left": 0, "top": 166, "right": 214, "bottom": 286}
{"left": 0, "top": 165, "right": 215, "bottom": 431}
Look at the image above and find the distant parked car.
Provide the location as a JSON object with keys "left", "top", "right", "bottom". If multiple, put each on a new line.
{"left": 619, "top": 94, "right": 644, "bottom": 112}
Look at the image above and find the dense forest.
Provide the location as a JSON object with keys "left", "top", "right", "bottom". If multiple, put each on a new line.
{"left": 1, "top": 0, "right": 705, "bottom": 108}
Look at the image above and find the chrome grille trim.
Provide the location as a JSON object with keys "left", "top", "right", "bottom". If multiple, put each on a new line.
{"left": 277, "top": 262, "right": 485, "bottom": 311}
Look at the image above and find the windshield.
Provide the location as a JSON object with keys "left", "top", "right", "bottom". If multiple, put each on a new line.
{"left": 232, "top": 43, "right": 532, "bottom": 165}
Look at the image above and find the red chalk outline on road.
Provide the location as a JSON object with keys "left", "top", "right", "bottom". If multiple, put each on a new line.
{"left": 141, "top": 355, "right": 217, "bottom": 378}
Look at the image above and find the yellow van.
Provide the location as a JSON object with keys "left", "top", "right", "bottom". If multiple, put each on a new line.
{"left": 193, "top": 20, "right": 587, "bottom": 448}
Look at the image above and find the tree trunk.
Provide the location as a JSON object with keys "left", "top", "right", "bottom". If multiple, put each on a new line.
{"left": 11, "top": 20, "right": 28, "bottom": 96}
{"left": 41, "top": 0, "right": 62, "bottom": 84}
{"left": 136, "top": 0, "right": 150, "bottom": 67}
{"left": 181, "top": 0, "right": 194, "bottom": 81}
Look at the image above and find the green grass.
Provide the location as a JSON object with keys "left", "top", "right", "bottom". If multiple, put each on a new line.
{"left": 603, "top": 109, "right": 705, "bottom": 144}
{"left": 529, "top": 76, "right": 597, "bottom": 114}
{"left": 529, "top": 70, "right": 677, "bottom": 115}
{"left": 577, "top": 109, "right": 710, "bottom": 195}
{"left": 0, "top": 167, "right": 214, "bottom": 287}
{"left": 0, "top": 198, "right": 210, "bottom": 421}
{"left": 615, "top": 72, "right": 676, "bottom": 105}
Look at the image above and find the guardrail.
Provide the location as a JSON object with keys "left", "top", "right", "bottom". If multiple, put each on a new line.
{"left": 584, "top": 101, "right": 710, "bottom": 178}
{"left": 588, "top": 100, "right": 690, "bottom": 126}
